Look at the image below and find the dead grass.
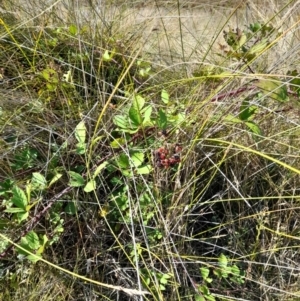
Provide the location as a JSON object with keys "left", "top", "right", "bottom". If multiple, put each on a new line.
{"left": 1, "top": 0, "right": 300, "bottom": 301}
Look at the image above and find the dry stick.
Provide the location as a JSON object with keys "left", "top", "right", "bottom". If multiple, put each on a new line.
{"left": 210, "top": 85, "right": 257, "bottom": 102}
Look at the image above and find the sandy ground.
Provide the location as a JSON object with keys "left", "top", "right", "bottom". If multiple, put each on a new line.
{"left": 1, "top": 0, "right": 299, "bottom": 67}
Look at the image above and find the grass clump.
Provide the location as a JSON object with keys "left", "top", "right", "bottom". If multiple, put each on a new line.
{"left": 1, "top": 0, "right": 300, "bottom": 300}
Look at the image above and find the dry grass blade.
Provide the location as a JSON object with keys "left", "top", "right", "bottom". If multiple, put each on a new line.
{"left": 1, "top": 1, "right": 300, "bottom": 301}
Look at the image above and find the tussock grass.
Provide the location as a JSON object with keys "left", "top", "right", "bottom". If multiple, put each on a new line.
{"left": 1, "top": 0, "right": 300, "bottom": 301}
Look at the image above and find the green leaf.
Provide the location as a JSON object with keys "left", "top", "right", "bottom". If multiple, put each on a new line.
{"left": 250, "top": 22, "right": 261, "bottom": 32}
{"left": 27, "top": 254, "right": 42, "bottom": 263}
{"left": 54, "top": 222, "right": 64, "bottom": 233}
{"left": 132, "top": 94, "right": 145, "bottom": 111}
{"left": 169, "top": 111, "right": 185, "bottom": 125}
{"left": 37, "top": 234, "right": 48, "bottom": 255}
{"left": 231, "top": 264, "right": 241, "bottom": 276}
{"left": 218, "top": 254, "right": 228, "bottom": 268}
{"left": 157, "top": 109, "right": 167, "bottom": 129}
{"left": 69, "top": 24, "right": 77, "bottom": 36}
{"left": 245, "top": 121, "right": 262, "bottom": 135}
{"left": 84, "top": 180, "right": 96, "bottom": 192}
{"left": 103, "top": 50, "right": 110, "bottom": 61}
{"left": 75, "top": 121, "right": 86, "bottom": 144}
{"left": 129, "top": 95, "right": 145, "bottom": 127}
{"left": 11, "top": 186, "right": 28, "bottom": 211}
{"left": 137, "top": 165, "right": 152, "bottom": 175}
{"left": 113, "top": 115, "right": 129, "bottom": 129}
{"left": 121, "top": 169, "right": 132, "bottom": 177}
{"left": 5, "top": 208, "right": 26, "bottom": 213}
{"left": 200, "top": 267, "right": 210, "bottom": 279}
{"left": 160, "top": 278, "right": 168, "bottom": 285}
{"left": 129, "top": 106, "right": 142, "bottom": 127}
{"left": 257, "top": 79, "right": 289, "bottom": 102}
{"left": 41, "top": 68, "right": 59, "bottom": 83}
{"left": 161, "top": 89, "right": 169, "bottom": 104}
{"left": 139, "top": 67, "right": 151, "bottom": 78}
{"left": 68, "top": 171, "right": 85, "bottom": 187}
{"left": 26, "top": 198, "right": 40, "bottom": 212}
{"left": 76, "top": 142, "right": 86, "bottom": 155}
{"left": 0, "top": 179, "right": 14, "bottom": 195}
{"left": 26, "top": 231, "right": 40, "bottom": 249}
{"left": 116, "top": 153, "right": 130, "bottom": 169}
{"left": 142, "top": 105, "right": 152, "bottom": 124}
{"left": 199, "top": 285, "right": 210, "bottom": 295}
{"left": 248, "top": 39, "right": 268, "bottom": 55}
{"left": 62, "top": 70, "right": 73, "bottom": 84}
{"left": 237, "top": 33, "right": 247, "bottom": 47}
{"left": 206, "top": 295, "right": 216, "bottom": 301}
{"left": 46, "top": 83, "right": 57, "bottom": 91}
{"left": 17, "top": 237, "right": 31, "bottom": 255}
{"left": 160, "top": 273, "right": 171, "bottom": 284}
{"left": 41, "top": 234, "right": 49, "bottom": 245}
{"left": 239, "top": 100, "right": 258, "bottom": 121}
{"left": 126, "top": 128, "right": 140, "bottom": 134}
{"left": 103, "top": 49, "right": 114, "bottom": 61}
{"left": 195, "top": 295, "right": 205, "bottom": 301}
{"left": 213, "top": 268, "right": 222, "bottom": 278}
{"left": 93, "top": 161, "right": 108, "bottom": 178}
{"left": 110, "top": 138, "right": 125, "bottom": 148}
{"left": 137, "top": 59, "right": 150, "bottom": 68}
{"left": 131, "top": 152, "right": 144, "bottom": 168}
{"left": 49, "top": 173, "right": 63, "bottom": 187}
{"left": 288, "top": 70, "right": 300, "bottom": 94}
{"left": 32, "top": 172, "right": 47, "bottom": 190}
{"left": 224, "top": 114, "right": 242, "bottom": 124}
{"left": 198, "top": 285, "right": 215, "bottom": 300}
{"left": 64, "top": 202, "right": 76, "bottom": 215}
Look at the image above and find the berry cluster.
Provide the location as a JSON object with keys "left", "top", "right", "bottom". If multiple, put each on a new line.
{"left": 154, "top": 144, "right": 182, "bottom": 168}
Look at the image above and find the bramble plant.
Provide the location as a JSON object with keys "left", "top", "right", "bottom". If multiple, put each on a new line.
{"left": 1, "top": 1, "right": 300, "bottom": 301}
{"left": 194, "top": 254, "right": 245, "bottom": 301}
